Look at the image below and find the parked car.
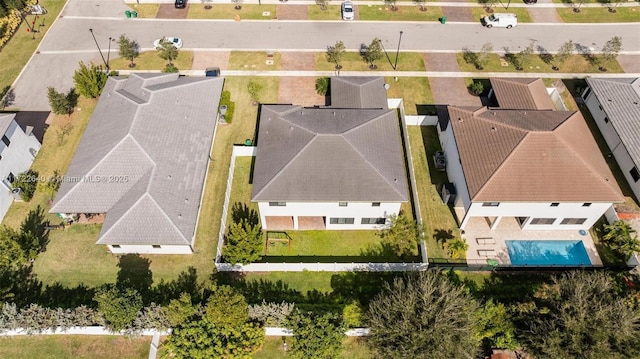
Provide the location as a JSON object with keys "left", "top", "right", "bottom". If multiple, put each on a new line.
{"left": 523, "top": 0, "right": 537, "bottom": 4}
{"left": 341, "top": 2, "right": 354, "bottom": 20}
{"left": 175, "top": 0, "right": 187, "bottom": 8}
{"left": 205, "top": 67, "right": 220, "bottom": 77}
{"left": 153, "top": 37, "right": 183, "bottom": 49}
{"left": 481, "top": 13, "right": 517, "bottom": 28}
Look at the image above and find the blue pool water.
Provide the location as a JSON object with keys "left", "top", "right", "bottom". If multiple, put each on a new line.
{"left": 506, "top": 240, "right": 591, "bottom": 266}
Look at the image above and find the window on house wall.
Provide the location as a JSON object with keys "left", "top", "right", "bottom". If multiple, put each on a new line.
{"left": 372, "top": 202, "right": 381, "bottom": 207}
{"left": 582, "top": 87, "right": 591, "bottom": 100}
{"left": 530, "top": 218, "right": 556, "bottom": 225}
{"left": 152, "top": 245, "right": 161, "bottom": 248}
{"left": 482, "top": 202, "right": 500, "bottom": 207}
{"left": 268, "top": 202, "right": 286, "bottom": 207}
{"left": 339, "top": 202, "right": 348, "bottom": 207}
{"left": 112, "top": 245, "right": 121, "bottom": 248}
{"left": 631, "top": 167, "right": 640, "bottom": 182}
{"left": 361, "top": 218, "right": 386, "bottom": 225}
{"left": 550, "top": 203, "right": 560, "bottom": 207}
{"left": 329, "top": 217, "right": 354, "bottom": 224}
{"left": 582, "top": 203, "right": 592, "bottom": 207}
{"left": 560, "top": 218, "right": 587, "bottom": 225}
{"left": 1, "top": 135, "right": 9, "bottom": 147}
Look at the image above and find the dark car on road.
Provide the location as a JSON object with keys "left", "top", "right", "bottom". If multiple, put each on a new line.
{"left": 175, "top": 0, "right": 187, "bottom": 8}
{"left": 205, "top": 67, "right": 221, "bottom": 77}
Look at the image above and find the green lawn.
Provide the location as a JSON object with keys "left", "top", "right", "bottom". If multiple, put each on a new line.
{"left": 254, "top": 337, "right": 372, "bottom": 359}
{"left": 241, "top": 271, "right": 336, "bottom": 294}
{"left": 228, "top": 51, "right": 282, "bottom": 71}
{"left": 308, "top": 5, "right": 341, "bottom": 20}
{"left": 456, "top": 52, "right": 624, "bottom": 73}
{"left": 470, "top": 8, "right": 533, "bottom": 22}
{"left": 557, "top": 6, "right": 640, "bottom": 22}
{"left": 407, "top": 126, "right": 463, "bottom": 261}
{"left": 384, "top": 77, "right": 433, "bottom": 116}
{"left": 126, "top": 3, "right": 159, "bottom": 18}
{"left": 358, "top": 4, "right": 443, "bottom": 21}
{"left": 0, "top": 336, "right": 149, "bottom": 359}
{"left": 315, "top": 52, "right": 425, "bottom": 72}
{"left": 109, "top": 51, "right": 193, "bottom": 71}
{"left": 227, "top": 157, "right": 418, "bottom": 262}
{"left": 188, "top": 4, "right": 278, "bottom": 20}
{"left": 0, "top": 0, "right": 67, "bottom": 106}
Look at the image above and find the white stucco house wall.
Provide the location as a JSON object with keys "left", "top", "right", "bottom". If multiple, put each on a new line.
{"left": 251, "top": 77, "right": 409, "bottom": 230}
{"left": 437, "top": 78, "right": 623, "bottom": 265}
{"left": 583, "top": 78, "right": 640, "bottom": 203}
{"left": 0, "top": 114, "right": 41, "bottom": 221}
{"left": 50, "top": 73, "right": 224, "bottom": 254}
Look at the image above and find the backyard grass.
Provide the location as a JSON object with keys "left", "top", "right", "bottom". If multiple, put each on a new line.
{"left": 108, "top": 51, "right": 193, "bottom": 71}
{"left": 308, "top": 5, "right": 341, "bottom": 20}
{"left": 188, "top": 4, "right": 278, "bottom": 20}
{"left": 126, "top": 3, "right": 159, "bottom": 18}
{"left": 241, "top": 271, "right": 336, "bottom": 294}
{"left": 557, "top": 6, "right": 640, "bottom": 22}
{"left": 254, "top": 337, "right": 372, "bottom": 359}
{"left": 407, "top": 126, "right": 463, "bottom": 261}
{"left": 385, "top": 77, "right": 433, "bottom": 116}
{"left": 228, "top": 51, "right": 282, "bottom": 71}
{"left": 470, "top": 7, "right": 533, "bottom": 22}
{"left": 0, "top": 335, "right": 150, "bottom": 359}
{"left": 358, "top": 4, "right": 444, "bottom": 21}
{"left": 456, "top": 52, "right": 624, "bottom": 73}
{"left": 315, "top": 52, "right": 425, "bottom": 72}
{"left": 0, "top": 0, "right": 66, "bottom": 105}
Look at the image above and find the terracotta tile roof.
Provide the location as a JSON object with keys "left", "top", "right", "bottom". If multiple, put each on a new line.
{"left": 449, "top": 106, "right": 623, "bottom": 202}
{"left": 490, "top": 78, "right": 556, "bottom": 110}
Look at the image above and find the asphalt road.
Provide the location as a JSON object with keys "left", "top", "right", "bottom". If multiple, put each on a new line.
{"left": 10, "top": 10, "right": 640, "bottom": 110}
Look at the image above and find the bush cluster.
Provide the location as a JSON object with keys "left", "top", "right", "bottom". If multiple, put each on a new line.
{"left": 247, "top": 300, "right": 295, "bottom": 327}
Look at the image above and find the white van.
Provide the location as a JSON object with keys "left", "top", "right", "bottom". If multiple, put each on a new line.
{"left": 481, "top": 13, "right": 517, "bottom": 28}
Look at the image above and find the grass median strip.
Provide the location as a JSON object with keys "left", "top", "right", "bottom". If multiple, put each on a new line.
{"left": 457, "top": 53, "right": 624, "bottom": 73}
{"left": 315, "top": 52, "right": 426, "bottom": 72}
{"left": 109, "top": 51, "right": 193, "bottom": 71}
{"left": 358, "top": 4, "right": 444, "bottom": 21}
{"left": 188, "top": 4, "right": 277, "bottom": 20}
{"left": 557, "top": 7, "right": 640, "bottom": 23}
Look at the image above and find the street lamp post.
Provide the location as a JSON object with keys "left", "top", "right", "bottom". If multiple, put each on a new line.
{"left": 106, "top": 37, "right": 114, "bottom": 72}
{"left": 89, "top": 28, "right": 108, "bottom": 70}
{"left": 394, "top": 31, "right": 403, "bottom": 71}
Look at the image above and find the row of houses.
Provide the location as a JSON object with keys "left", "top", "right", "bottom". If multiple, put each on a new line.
{"left": 2, "top": 73, "right": 638, "bottom": 267}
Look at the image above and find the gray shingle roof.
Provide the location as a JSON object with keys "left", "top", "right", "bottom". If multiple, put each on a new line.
{"left": 330, "top": 77, "right": 388, "bottom": 109}
{"left": 251, "top": 105, "right": 408, "bottom": 202}
{"left": 51, "top": 73, "right": 224, "bottom": 246}
{"left": 585, "top": 78, "right": 640, "bottom": 168}
{"left": 0, "top": 114, "right": 14, "bottom": 136}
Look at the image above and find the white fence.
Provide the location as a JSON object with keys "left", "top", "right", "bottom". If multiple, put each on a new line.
{"left": 405, "top": 115, "right": 438, "bottom": 126}
{"left": 0, "top": 327, "right": 171, "bottom": 336}
{"left": 214, "top": 100, "right": 431, "bottom": 272}
{"left": 265, "top": 327, "right": 370, "bottom": 337}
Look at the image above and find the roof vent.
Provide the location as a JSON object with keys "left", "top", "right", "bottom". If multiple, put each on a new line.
{"left": 458, "top": 118, "right": 463, "bottom": 122}
{"left": 491, "top": 127, "right": 497, "bottom": 131}
{"left": 289, "top": 126, "right": 293, "bottom": 131}
{"left": 178, "top": 214, "right": 182, "bottom": 219}
{"left": 185, "top": 198, "right": 189, "bottom": 203}
{"left": 492, "top": 112, "right": 497, "bottom": 116}
{"left": 384, "top": 83, "right": 390, "bottom": 90}
{"left": 332, "top": 111, "right": 336, "bottom": 116}
{"left": 394, "top": 178, "right": 397, "bottom": 182}
{"left": 167, "top": 175, "right": 172, "bottom": 180}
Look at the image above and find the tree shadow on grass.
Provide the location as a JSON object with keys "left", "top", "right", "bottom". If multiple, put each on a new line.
{"left": 152, "top": 267, "right": 206, "bottom": 305}
{"left": 231, "top": 202, "right": 259, "bottom": 226}
{"left": 116, "top": 254, "right": 153, "bottom": 299}
{"left": 22, "top": 205, "right": 50, "bottom": 254}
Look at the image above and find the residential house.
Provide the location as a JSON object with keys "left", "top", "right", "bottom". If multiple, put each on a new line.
{"left": 251, "top": 77, "right": 409, "bottom": 230}
{"left": 0, "top": 113, "right": 41, "bottom": 220}
{"left": 438, "top": 78, "right": 623, "bottom": 265}
{"left": 50, "top": 73, "right": 224, "bottom": 254}
{"left": 582, "top": 78, "right": 640, "bottom": 202}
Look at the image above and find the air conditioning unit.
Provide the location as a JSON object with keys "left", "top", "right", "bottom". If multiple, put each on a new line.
{"left": 11, "top": 188, "right": 23, "bottom": 200}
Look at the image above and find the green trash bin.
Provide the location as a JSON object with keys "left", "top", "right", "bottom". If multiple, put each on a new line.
{"left": 125, "top": 10, "right": 131, "bottom": 18}
{"left": 440, "top": 16, "right": 446, "bottom": 24}
{"left": 131, "top": 11, "right": 138, "bottom": 18}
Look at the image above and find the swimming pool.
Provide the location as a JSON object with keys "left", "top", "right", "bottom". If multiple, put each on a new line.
{"left": 506, "top": 240, "right": 591, "bottom": 266}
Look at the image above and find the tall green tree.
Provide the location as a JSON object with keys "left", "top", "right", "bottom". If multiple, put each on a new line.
{"left": 94, "top": 285, "right": 143, "bottom": 331}
{"left": 17, "top": 205, "right": 49, "bottom": 259}
{"left": 552, "top": 40, "right": 574, "bottom": 70}
{"left": 157, "top": 38, "right": 179, "bottom": 66}
{"left": 287, "top": 311, "right": 345, "bottom": 359}
{"left": 73, "top": 61, "right": 108, "bottom": 99}
{"left": 366, "top": 271, "right": 480, "bottom": 358}
{"left": 360, "top": 38, "right": 383, "bottom": 69}
{"left": 444, "top": 237, "right": 468, "bottom": 259}
{"left": 12, "top": 169, "right": 39, "bottom": 201}
{"left": 475, "top": 299, "right": 518, "bottom": 351}
{"left": 162, "top": 318, "right": 264, "bottom": 359}
{"left": 224, "top": 219, "right": 263, "bottom": 265}
{"left": 602, "top": 220, "right": 640, "bottom": 261}
{"left": 599, "top": 36, "right": 623, "bottom": 71}
{"left": 326, "top": 41, "right": 346, "bottom": 69}
{"left": 205, "top": 285, "right": 249, "bottom": 328}
{"left": 378, "top": 212, "right": 421, "bottom": 257}
{"left": 0, "top": 226, "right": 25, "bottom": 269}
{"left": 118, "top": 34, "right": 139, "bottom": 68}
{"left": 247, "top": 81, "right": 263, "bottom": 105}
{"left": 164, "top": 293, "right": 198, "bottom": 327}
{"left": 47, "top": 87, "right": 78, "bottom": 116}
{"left": 522, "top": 271, "right": 640, "bottom": 358}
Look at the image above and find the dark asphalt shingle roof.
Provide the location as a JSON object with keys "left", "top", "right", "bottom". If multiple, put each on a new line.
{"left": 330, "top": 77, "right": 388, "bottom": 109}
{"left": 51, "top": 73, "right": 224, "bottom": 246}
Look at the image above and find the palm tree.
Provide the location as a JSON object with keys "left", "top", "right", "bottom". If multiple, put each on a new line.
{"left": 602, "top": 220, "right": 640, "bottom": 260}
{"left": 444, "top": 238, "right": 468, "bottom": 259}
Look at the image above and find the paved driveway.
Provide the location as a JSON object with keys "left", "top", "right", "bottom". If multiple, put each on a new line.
{"left": 425, "top": 53, "right": 481, "bottom": 106}
{"left": 527, "top": 0, "right": 562, "bottom": 23}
